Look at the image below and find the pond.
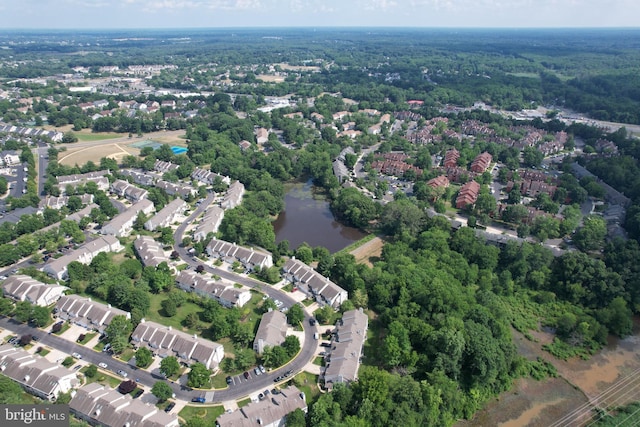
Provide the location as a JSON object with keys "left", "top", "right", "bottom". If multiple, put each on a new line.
{"left": 272, "top": 180, "right": 366, "bottom": 253}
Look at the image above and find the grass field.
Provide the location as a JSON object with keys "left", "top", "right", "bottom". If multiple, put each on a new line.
{"left": 75, "top": 133, "right": 122, "bottom": 142}
{"left": 178, "top": 405, "right": 225, "bottom": 423}
{"left": 145, "top": 293, "right": 202, "bottom": 334}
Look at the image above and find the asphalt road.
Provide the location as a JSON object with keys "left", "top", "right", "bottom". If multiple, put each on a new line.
{"left": 35, "top": 143, "right": 49, "bottom": 197}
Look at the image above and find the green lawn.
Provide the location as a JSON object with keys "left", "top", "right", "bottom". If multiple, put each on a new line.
{"left": 78, "top": 332, "right": 96, "bottom": 345}
{"left": 118, "top": 348, "right": 135, "bottom": 362}
{"left": 81, "top": 369, "right": 122, "bottom": 389}
{"left": 363, "top": 316, "right": 383, "bottom": 366}
{"left": 75, "top": 132, "right": 122, "bottom": 142}
{"left": 37, "top": 348, "right": 50, "bottom": 356}
{"left": 237, "top": 398, "right": 251, "bottom": 408}
{"left": 93, "top": 340, "right": 108, "bottom": 352}
{"left": 179, "top": 405, "right": 225, "bottom": 424}
{"left": 293, "top": 371, "right": 320, "bottom": 402}
{"left": 282, "top": 283, "right": 294, "bottom": 292}
{"left": 54, "top": 323, "right": 71, "bottom": 335}
{"left": 301, "top": 299, "right": 314, "bottom": 307}
{"left": 146, "top": 293, "right": 203, "bottom": 334}
{"left": 313, "top": 357, "right": 324, "bottom": 366}
{"left": 211, "top": 373, "right": 230, "bottom": 389}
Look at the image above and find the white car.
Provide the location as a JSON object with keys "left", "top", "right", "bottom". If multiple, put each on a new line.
{"left": 72, "top": 352, "right": 82, "bottom": 359}
{"left": 98, "top": 363, "right": 108, "bottom": 369}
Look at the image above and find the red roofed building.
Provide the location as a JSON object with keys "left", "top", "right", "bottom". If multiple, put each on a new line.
{"left": 470, "top": 152, "right": 492, "bottom": 173}
{"left": 456, "top": 180, "right": 481, "bottom": 209}
{"left": 444, "top": 149, "right": 460, "bottom": 168}
{"left": 427, "top": 175, "right": 450, "bottom": 189}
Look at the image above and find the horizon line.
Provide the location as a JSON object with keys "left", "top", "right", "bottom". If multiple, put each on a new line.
{"left": 1, "top": 25, "right": 640, "bottom": 32}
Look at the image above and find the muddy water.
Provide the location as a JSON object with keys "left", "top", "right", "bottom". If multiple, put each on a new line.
{"left": 498, "top": 399, "right": 565, "bottom": 427}
{"left": 272, "top": 180, "right": 366, "bottom": 252}
{"left": 459, "top": 322, "right": 640, "bottom": 427}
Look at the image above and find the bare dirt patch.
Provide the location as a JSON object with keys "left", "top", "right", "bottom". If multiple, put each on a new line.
{"left": 256, "top": 75, "right": 285, "bottom": 83}
{"left": 275, "top": 63, "right": 321, "bottom": 72}
{"left": 349, "top": 237, "right": 384, "bottom": 267}
{"left": 59, "top": 143, "right": 140, "bottom": 166}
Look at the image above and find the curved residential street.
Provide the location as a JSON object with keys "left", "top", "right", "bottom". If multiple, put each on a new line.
{"left": 0, "top": 189, "right": 319, "bottom": 406}
{"left": 172, "top": 191, "right": 319, "bottom": 402}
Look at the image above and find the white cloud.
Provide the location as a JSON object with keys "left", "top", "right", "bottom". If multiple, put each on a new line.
{"left": 361, "top": 0, "right": 399, "bottom": 11}
{"left": 126, "top": 0, "right": 264, "bottom": 11}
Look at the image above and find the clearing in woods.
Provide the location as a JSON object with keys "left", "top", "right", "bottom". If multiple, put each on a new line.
{"left": 349, "top": 237, "right": 384, "bottom": 267}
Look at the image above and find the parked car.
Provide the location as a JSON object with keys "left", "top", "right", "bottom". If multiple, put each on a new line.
{"left": 226, "top": 376, "right": 233, "bottom": 385}
{"left": 72, "top": 352, "right": 82, "bottom": 359}
{"left": 274, "top": 376, "right": 283, "bottom": 382}
{"left": 254, "top": 367, "right": 261, "bottom": 376}
{"left": 309, "top": 318, "right": 316, "bottom": 326}
{"left": 243, "top": 371, "right": 250, "bottom": 379}
{"left": 191, "top": 397, "right": 206, "bottom": 403}
{"left": 73, "top": 365, "right": 82, "bottom": 371}
{"left": 117, "top": 370, "right": 128, "bottom": 378}
{"left": 259, "top": 365, "right": 265, "bottom": 374}
{"left": 98, "top": 363, "right": 108, "bottom": 369}
{"left": 164, "top": 403, "right": 176, "bottom": 413}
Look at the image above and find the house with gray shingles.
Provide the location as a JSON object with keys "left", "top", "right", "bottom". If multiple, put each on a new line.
{"left": 191, "top": 168, "right": 231, "bottom": 186}
{"left": 193, "top": 206, "right": 224, "bottom": 242}
{"left": 57, "top": 170, "right": 109, "bottom": 194}
{"left": 282, "top": 258, "right": 348, "bottom": 308}
{"left": 322, "top": 308, "right": 368, "bottom": 390}
{"left": 216, "top": 385, "right": 307, "bottom": 427}
{"left": 156, "top": 180, "right": 197, "bottom": 199}
{"left": 70, "top": 383, "right": 179, "bottom": 427}
{"left": 176, "top": 270, "right": 250, "bottom": 308}
{"left": 38, "top": 194, "right": 94, "bottom": 211}
{"left": 110, "top": 179, "right": 149, "bottom": 202}
{"left": 2, "top": 275, "right": 67, "bottom": 307}
{"left": 120, "top": 168, "right": 158, "bottom": 186}
{"left": 220, "top": 181, "right": 245, "bottom": 209}
{"left": 144, "top": 198, "right": 187, "bottom": 231}
{"left": 133, "top": 235, "right": 169, "bottom": 268}
{"left": 153, "top": 160, "right": 179, "bottom": 173}
{"left": 100, "top": 199, "right": 154, "bottom": 237}
{"left": 67, "top": 203, "right": 99, "bottom": 223}
{"left": 0, "top": 344, "right": 79, "bottom": 401}
{"left": 206, "top": 238, "right": 273, "bottom": 271}
{"left": 253, "top": 310, "right": 288, "bottom": 355}
{"left": 43, "top": 235, "right": 124, "bottom": 280}
{"left": 131, "top": 320, "right": 224, "bottom": 370}
{"left": 55, "top": 294, "right": 130, "bottom": 333}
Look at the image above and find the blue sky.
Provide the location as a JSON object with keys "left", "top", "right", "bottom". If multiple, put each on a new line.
{"left": 0, "top": 0, "right": 638, "bottom": 29}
